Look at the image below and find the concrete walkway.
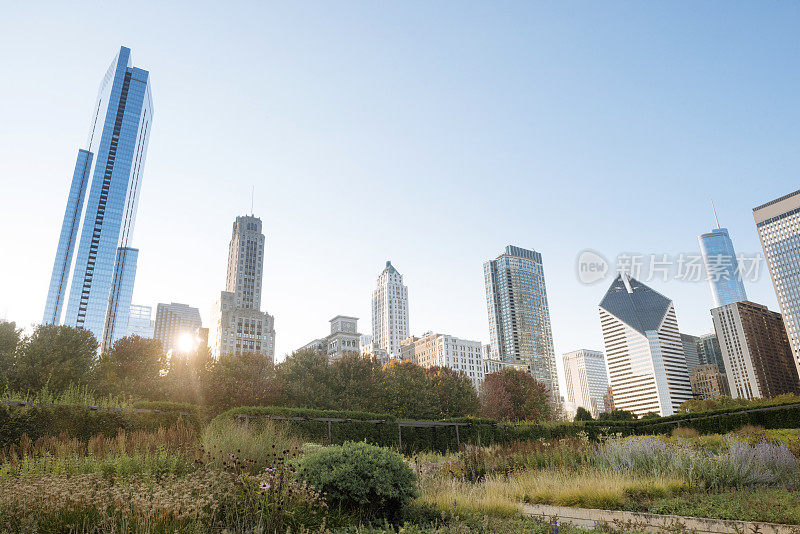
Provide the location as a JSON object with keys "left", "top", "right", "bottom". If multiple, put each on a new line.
{"left": 521, "top": 503, "right": 800, "bottom": 534}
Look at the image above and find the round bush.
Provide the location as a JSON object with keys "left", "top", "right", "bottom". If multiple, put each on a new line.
{"left": 297, "top": 441, "right": 418, "bottom": 519}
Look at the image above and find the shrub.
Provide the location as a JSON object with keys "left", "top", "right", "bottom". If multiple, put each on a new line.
{"left": 298, "top": 441, "right": 418, "bottom": 519}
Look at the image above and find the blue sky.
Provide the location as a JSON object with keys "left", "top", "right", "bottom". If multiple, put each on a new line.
{"left": 1, "top": 2, "right": 798, "bottom": 390}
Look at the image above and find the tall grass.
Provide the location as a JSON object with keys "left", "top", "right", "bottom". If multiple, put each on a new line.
{"left": 201, "top": 417, "right": 302, "bottom": 473}
{"left": 1, "top": 383, "right": 133, "bottom": 409}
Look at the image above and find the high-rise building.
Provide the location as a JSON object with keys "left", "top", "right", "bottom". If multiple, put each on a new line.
{"left": 698, "top": 227, "right": 748, "bottom": 308}
{"left": 43, "top": 46, "right": 153, "bottom": 352}
{"left": 680, "top": 334, "right": 702, "bottom": 372}
{"left": 371, "top": 261, "right": 409, "bottom": 359}
{"left": 300, "top": 316, "right": 362, "bottom": 363}
{"left": 711, "top": 301, "right": 800, "bottom": 400}
{"left": 126, "top": 304, "right": 154, "bottom": 338}
{"left": 210, "top": 216, "right": 276, "bottom": 362}
{"left": 598, "top": 274, "right": 692, "bottom": 417}
{"left": 400, "top": 333, "right": 484, "bottom": 389}
{"left": 562, "top": 349, "right": 609, "bottom": 418}
{"left": 359, "top": 334, "right": 390, "bottom": 365}
{"left": 484, "top": 245, "right": 559, "bottom": 401}
{"left": 154, "top": 303, "right": 202, "bottom": 354}
{"left": 690, "top": 364, "right": 730, "bottom": 400}
{"left": 754, "top": 190, "right": 800, "bottom": 377}
{"left": 696, "top": 333, "right": 725, "bottom": 374}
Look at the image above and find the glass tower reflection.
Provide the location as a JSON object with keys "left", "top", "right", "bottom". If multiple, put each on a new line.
{"left": 43, "top": 46, "right": 153, "bottom": 351}
{"left": 698, "top": 228, "right": 747, "bottom": 308}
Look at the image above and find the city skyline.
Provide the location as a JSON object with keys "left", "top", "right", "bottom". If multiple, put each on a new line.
{"left": 2, "top": 4, "right": 799, "bottom": 395}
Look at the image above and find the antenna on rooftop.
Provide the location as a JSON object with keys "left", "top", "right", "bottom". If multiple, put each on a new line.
{"left": 711, "top": 198, "right": 721, "bottom": 228}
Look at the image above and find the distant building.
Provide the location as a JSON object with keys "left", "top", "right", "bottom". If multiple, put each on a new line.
{"left": 598, "top": 274, "right": 692, "bottom": 417}
{"left": 210, "top": 216, "right": 276, "bottom": 363}
{"left": 696, "top": 333, "right": 725, "bottom": 374}
{"left": 371, "top": 261, "right": 409, "bottom": 359}
{"left": 400, "top": 332, "right": 484, "bottom": 389}
{"left": 484, "top": 245, "right": 559, "bottom": 402}
{"left": 754, "top": 190, "right": 800, "bottom": 378}
{"left": 711, "top": 300, "right": 800, "bottom": 399}
{"left": 690, "top": 364, "right": 730, "bottom": 400}
{"left": 126, "top": 304, "right": 154, "bottom": 339}
{"left": 360, "top": 334, "right": 390, "bottom": 364}
{"left": 301, "top": 316, "right": 362, "bottom": 363}
{"left": 562, "top": 349, "right": 609, "bottom": 418}
{"left": 602, "top": 386, "right": 615, "bottom": 413}
{"left": 680, "top": 334, "right": 702, "bottom": 372}
{"left": 698, "top": 227, "right": 748, "bottom": 308}
{"left": 154, "top": 303, "right": 202, "bottom": 354}
{"left": 482, "top": 357, "right": 527, "bottom": 375}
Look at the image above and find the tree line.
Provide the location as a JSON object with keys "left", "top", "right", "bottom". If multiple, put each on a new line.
{"left": 0, "top": 322, "right": 554, "bottom": 421}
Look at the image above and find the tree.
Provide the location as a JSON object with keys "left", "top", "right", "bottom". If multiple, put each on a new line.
{"left": 574, "top": 406, "right": 594, "bottom": 421}
{"left": 598, "top": 409, "right": 638, "bottom": 421}
{"left": 379, "top": 360, "right": 438, "bottom": 419}
{"left": 480, "top": 369, "right": 552, "bottom": 422}
{"left": 327, "top": 353, "right": 383, "bottom": 412}
{"left": 425, "top": 366, "right": 480, "bottom": 418}
{"left": 14, "top": 324, "right": 97, "bottom": 393}
{"left": 641, "top": 411, "right": 660, "bottom": 420}
{"left": 202, "top": 351, "right": 277, "bottom": 409}
{"left": 0, "top": 321, "right": 21, "bottom": 390}
{"left": 161, "top": 346, "right": 214, "bottom": 405}
{"left": 94, "top": 335, "right": 166, "bottom": 398}
{"left": 275, "top": 349, "right": 335, "bottom": 409}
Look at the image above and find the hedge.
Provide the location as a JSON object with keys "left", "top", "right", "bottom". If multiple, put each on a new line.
{"left": 217, "top": 401, "right": 800, "bottom": 453}
{"left": 0, "top": 403, "right": 201, "bottom": 447}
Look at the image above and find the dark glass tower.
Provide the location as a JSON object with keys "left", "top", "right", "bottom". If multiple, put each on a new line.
{"left": 43, "top": 46, "right": 153, "bottom": 351}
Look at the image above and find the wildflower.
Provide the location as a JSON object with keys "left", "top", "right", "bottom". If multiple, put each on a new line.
{"left": 259, "top": 482, "right": 271, "bottom": 491}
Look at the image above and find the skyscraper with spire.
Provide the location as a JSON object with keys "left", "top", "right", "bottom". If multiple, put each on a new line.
{"left": 371, "top": 261, "right": 409, "bottom": 359}
{"left": 210, "top": 215, "right": 276, "bottom": 362}
{"left": 43, "top": 46, "right": 153, "bottom": 351}
{"left": 698, "top": 202, "right": 747, "bottom": 308}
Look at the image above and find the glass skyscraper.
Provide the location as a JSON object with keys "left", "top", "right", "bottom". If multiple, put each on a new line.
{"left": 754, "top": 189, "right": 800, "bottom": 378}
{"left": 698, "top": 228, "right": 747, "bottom": 308}
{"left": 43, "top": 46, "right": 153, "bottom": 352}
{"left": 484, "top": 245, "right": 559, "bottom": 401}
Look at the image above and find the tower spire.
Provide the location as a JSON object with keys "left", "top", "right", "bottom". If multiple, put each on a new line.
{"left": 711, "top": 198, "right": 721, "bottom": 228}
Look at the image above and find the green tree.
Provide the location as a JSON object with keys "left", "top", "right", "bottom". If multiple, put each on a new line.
{"left": 379, "top": 360, "right": 438, "bottom": 419}
{"left": 202, "top": 351, "right": 277, "bottom": 409}
{"left": 598, "top": 409, "right": 638, "bottom": 421}
{"left": 275, "top": 349, "right": 334, "bottom": 409}
{"left": 0, "top": 321, "right": 22, "bottom": 390}
{"left": 327, "top": 352, "right": 382, "bottom": 412}
{"left": 480, "top": 369, "right": 552, "bottom": 421}
{"left": 425, "top": 366, "right": 480, "bottom": 418}
{"left": 94, "top": 335, "right": 166, "bottom": 398}
{"left": 574, "top": 406, "right": 594, "bottom": 421}
{"left": 14, "top": 324, "right": 97, "bottom": 393}
{"left": 161, "top": 346, "right": 214, "bottom": 405}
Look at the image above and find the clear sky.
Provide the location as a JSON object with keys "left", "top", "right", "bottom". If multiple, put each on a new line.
{"left": 1, "top": 2, "right": 798, "bottom": 391}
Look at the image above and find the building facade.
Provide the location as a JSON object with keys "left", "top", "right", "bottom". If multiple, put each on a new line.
{"left": 698, "top": 228, "right": 748, "bottom": 308}
{"left": 211, "top": 216, "right": 276, "bottom": 362}
{"left": 301, "top": 316, "right": 362, "bottom": 363}
{"left": 154, "top": 303, "right": 202, "bottom": 354}
{"left": 696, "top": 333, "right": 725, "bottom": 374}
{"left": 400, "top": 333, "right": 484, "bottom": 389}
{"left": 680, "top": 334, "right": 702, "bottom": 372}
{"left": 562, "top": 349, "right": 609, "bottom": 418}
{"left": 484, "top": 245, "right": 559, "bottom": 402}
{"left": 126, "top": 304, "right": 154, "bottom": 338}
{"left": 690, "top": 364, "right": 730, "bottom": 400}
{"left": 754, "top": 190, "right": 800, "bottom": 378}
{"left": 43, "top": 46, "right": 153, "bottom": 352}
{"left": 598, "top": 274, "right": 692, "bottom": 417}
{"left": 711, "top": 301, "right": 800, "bottom": 400}
{"left": 371, "top": 261, "right": 409, "bottom": 359}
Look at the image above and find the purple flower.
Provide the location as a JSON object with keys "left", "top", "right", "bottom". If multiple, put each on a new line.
{"left": 259, "top": 482, "right": 271, "bottom": 491}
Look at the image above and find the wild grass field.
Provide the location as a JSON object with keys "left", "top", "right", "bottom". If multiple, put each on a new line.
{"left": 1, "top": 409, "right": 800, "bottom": 533}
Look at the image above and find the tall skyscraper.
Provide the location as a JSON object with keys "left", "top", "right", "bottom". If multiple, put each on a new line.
{"left": 680, "top": 333, "right": 702, "bottom": 372}
{"left": 599, "top": 274, "right": 692, "bottom": 417}
{"left": 211, "top": 215, "right": 276, "bottom": 362}
{"left": 484, "top": 245, "right": 559, "bottom": 401}
{"left": 711, "top": 301, "right": 800, "bottom": 400}
{"left": 154, "top": 303, "right": 202, "bottom": 354}
{"left": 696, "top": 333, "right": 725, "bottom": 374}
{"left": 43, "top": 46, "right": 153, "bottom": 352}
{"left": 371, "top": 261, "right": 409, "bottom": 359}
{"left": 698, "top": 227, "right": 748, "bottom": 308}
{"left": 754, "top": 190, "right": 800, "bottom": 377}
{"left": 562, "top": 349, "right": 609, "bottom": 418}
